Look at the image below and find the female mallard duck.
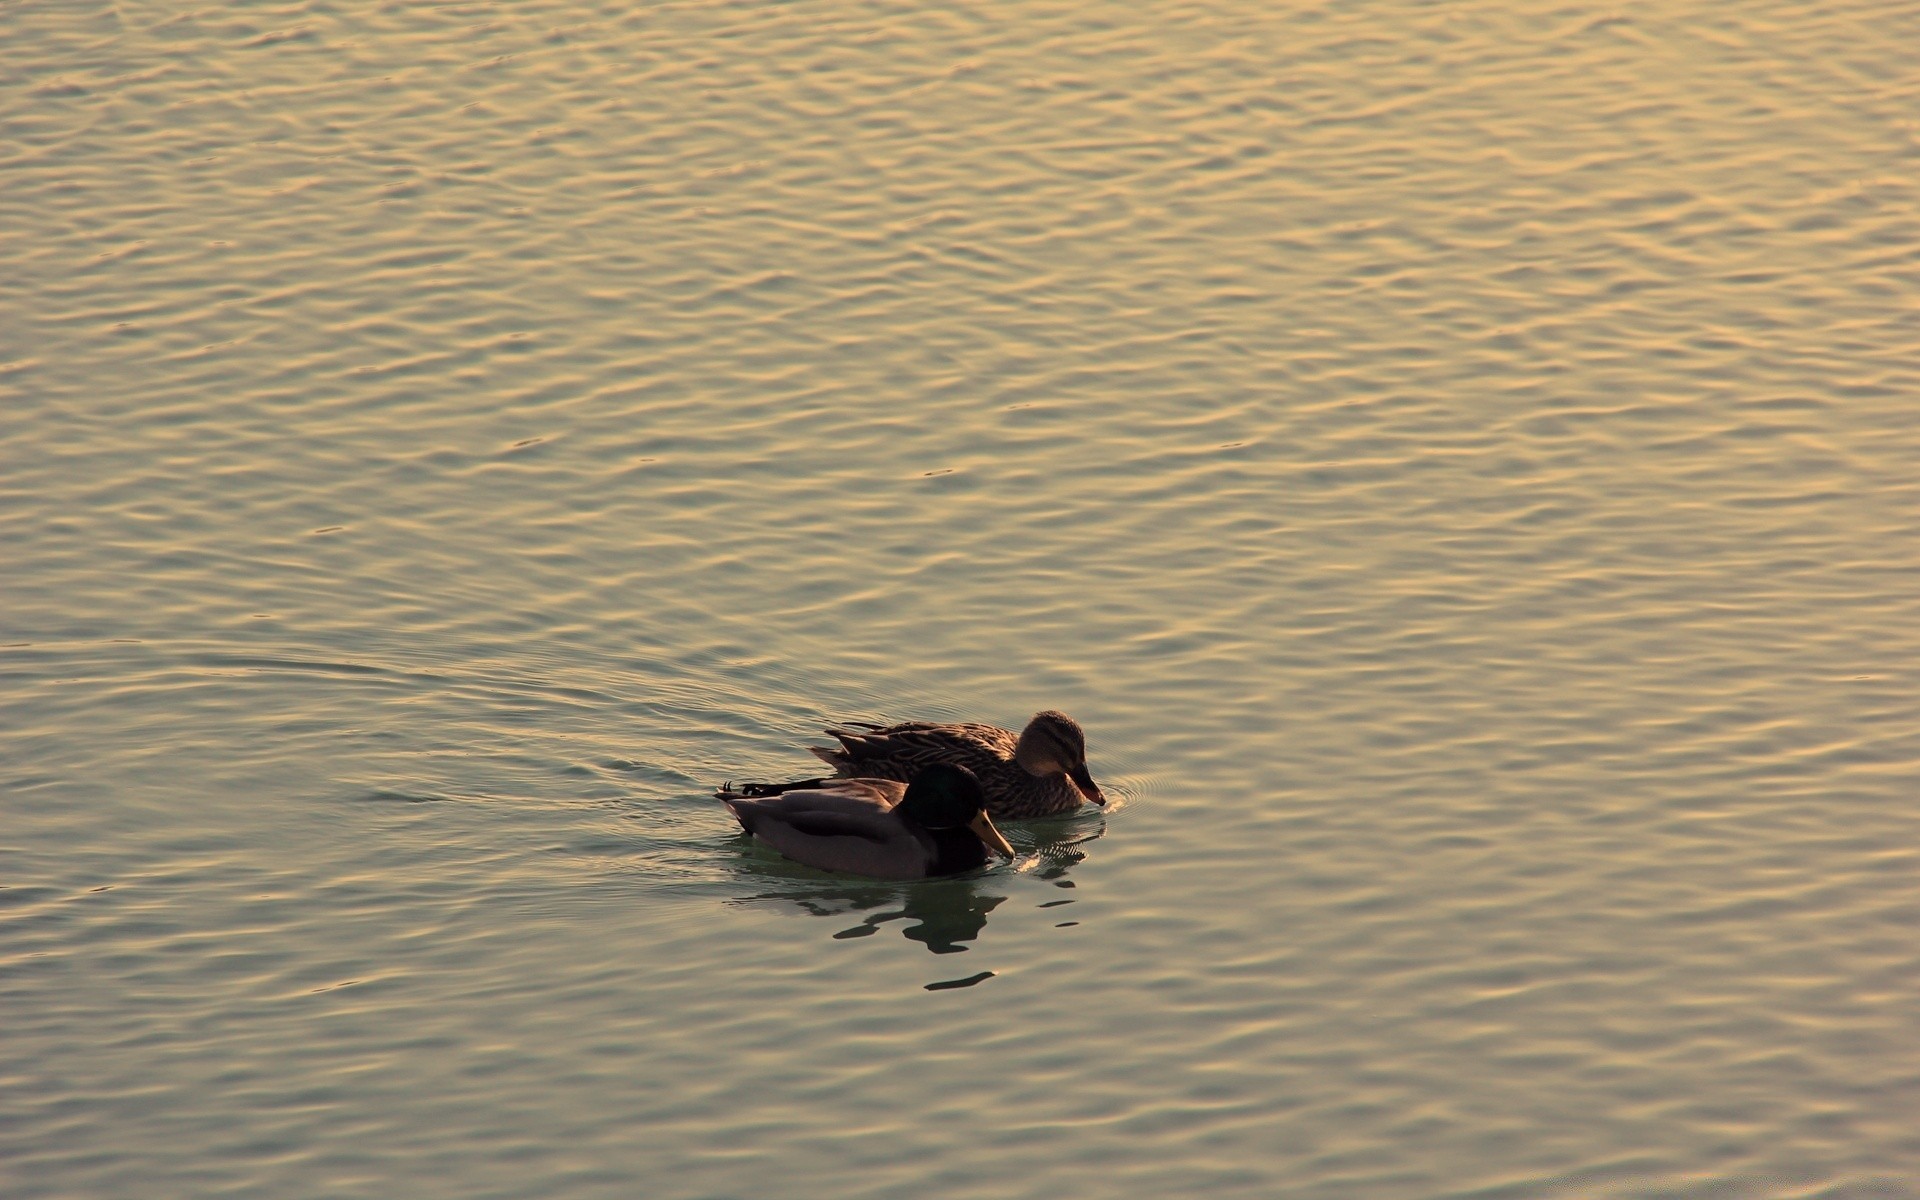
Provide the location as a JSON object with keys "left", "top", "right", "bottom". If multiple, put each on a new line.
{"left": 796, "top": 710, "right": 1105, "bottom": 820}
{"left": 718, "top": 763, "right": 1015, "bottom": 880}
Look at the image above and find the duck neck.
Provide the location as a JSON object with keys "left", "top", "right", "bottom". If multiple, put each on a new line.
{"left": 924, "top": 824, "right": 988, "bottom": 875}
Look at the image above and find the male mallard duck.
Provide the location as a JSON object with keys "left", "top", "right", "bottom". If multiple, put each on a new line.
{"left": 718, "top": 763, "right": 1014, "bottom": 880}
{"left": 799, "top": 710, "right": 1105, "bottom": 820}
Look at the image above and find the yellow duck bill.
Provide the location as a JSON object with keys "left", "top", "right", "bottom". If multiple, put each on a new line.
{"left": 970, "top": 811, "right": 1016, "bottom": 859}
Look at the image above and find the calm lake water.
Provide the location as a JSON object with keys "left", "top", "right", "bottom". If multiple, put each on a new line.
{"left": 5, "top": 1, "right": 1919, "bottom": 1196}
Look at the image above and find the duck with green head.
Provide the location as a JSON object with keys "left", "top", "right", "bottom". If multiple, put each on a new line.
{"left": 718, "top": 762, "right": 1015, "bottom": 880}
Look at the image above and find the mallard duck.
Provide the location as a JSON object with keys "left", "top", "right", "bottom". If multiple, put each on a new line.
{"left": 718, "top": 763, "right": 1015, "bottom": 880}
{"left": 799, "top": 710, "right": 1105, "bottom": 820}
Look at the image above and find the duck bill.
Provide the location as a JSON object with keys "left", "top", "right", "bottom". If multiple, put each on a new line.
{"left": 1068, "top": 764, "right": 1106, "bottom": 806}
{"left": 969, "top": 811, "right": 1016, "bottom": 859}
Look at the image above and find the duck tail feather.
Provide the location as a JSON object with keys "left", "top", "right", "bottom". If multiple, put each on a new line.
{"left": 822, "top": 722, "right": 887, "bottom": 742}
{"left": 729, "top": 777, "right": 828, "bottom": 798}
{"left": 717, "top": 796, "right": 755, "bottom": 832}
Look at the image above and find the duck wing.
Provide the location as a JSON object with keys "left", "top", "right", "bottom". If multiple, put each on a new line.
{"left": 734, "top": 777, "right": 904, "bottom": 813}
{"left": 717, "top": 774, "right": 905, "bottom": 805}
{"left": 812, "top": 721, "right": 1017, "bottom": 778}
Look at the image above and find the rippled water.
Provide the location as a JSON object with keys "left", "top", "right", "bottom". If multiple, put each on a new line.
{"left": 6, "top": 1, "right": 1919, "bottom": 1196}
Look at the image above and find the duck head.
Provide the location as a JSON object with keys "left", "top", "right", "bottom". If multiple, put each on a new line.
{"left": 899, "top": 763, "right": 1015, "bottom": 858}
{"left": 1012, "top": 710, "right": 1106, "bottom": 805}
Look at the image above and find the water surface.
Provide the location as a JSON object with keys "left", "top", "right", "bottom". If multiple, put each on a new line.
{"left": 5, "top": 1, "right": 1919, "bottom": 1196}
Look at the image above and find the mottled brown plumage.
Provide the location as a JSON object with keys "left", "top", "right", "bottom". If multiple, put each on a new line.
{"left": 805, "top": 710, "right": 1105, "bottom": 820}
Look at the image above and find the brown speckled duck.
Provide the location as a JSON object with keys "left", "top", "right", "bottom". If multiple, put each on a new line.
{"left": 740, "top": 710, "right": 1104, "bottom": 820}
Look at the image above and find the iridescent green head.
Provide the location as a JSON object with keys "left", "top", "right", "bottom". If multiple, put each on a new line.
{"left": 899, "top": 763, "right": 1014, "bottom": 858}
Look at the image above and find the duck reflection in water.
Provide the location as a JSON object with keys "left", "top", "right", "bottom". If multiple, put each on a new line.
{"left": 724, "top": 815, "right": 1103, "bottom": 955}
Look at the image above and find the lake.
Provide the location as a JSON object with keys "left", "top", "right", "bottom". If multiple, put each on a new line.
{"left": 5, "top": 1, "right": 1918, "bottom": 1196}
